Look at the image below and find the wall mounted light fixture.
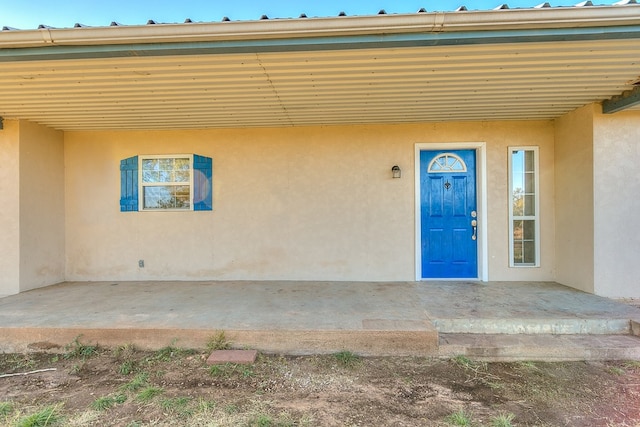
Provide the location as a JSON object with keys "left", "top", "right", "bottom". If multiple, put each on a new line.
{"left": 391, "top": 165, "right": 401, "bottom": 178}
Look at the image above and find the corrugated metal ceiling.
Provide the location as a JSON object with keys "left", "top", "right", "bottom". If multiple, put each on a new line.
{"left": 1, "top": 6, "right": 639, "bottom": 130}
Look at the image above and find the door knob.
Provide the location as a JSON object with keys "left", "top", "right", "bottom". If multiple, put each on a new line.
{"left": 471, "top": 219, "right": 477, "bottom": 240}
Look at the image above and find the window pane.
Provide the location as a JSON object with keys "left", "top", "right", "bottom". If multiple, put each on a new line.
{"left": 524, "top": 172, "right": 535, "bottom": 193}
{"left": 524, "top": 195, "right": 535, "bottom": 216}
{"left": 513, "top": 191, "right": 524, "bottom": 216}
{"left": 142, "top": 170, "right": 157, "bottom": 183}
{"left": 523, "top": 220, "right": 535, "bottom": 240}
{"left": 513, "top": 220, "right": 523, "bottom": 241}
{"left": 144, "top": 185, "right": 190, "bottom": 209}
{"left": 157, "top": 170, "right": 172, "bottom": 182}
{"left": 174, "top": 171, "right": 190, "bottom": 182}
{"left": 173, "top": 185, "right": 191, "bottom": 209}
{"left": 512, "top": 150, "right": 524, "bottom": 172}
{"left": 523, "top": 241, "right": 536, "bottom": 264}
{"left": 158, "top": 158, "right": 173, "bottom": 170}
{"left": 513, "top": 241, "right": 523, "bottom": 264}
{"left": 525, "top": 150, "right": 535, "bottom": 172}
{"left": 175, "top": 158, "right": 190, "bottom": 170}
{"left": 142, "top": 159, "right": 158, "bottom": 171}
{"left": 143, "top": 186, "right": 168, "bottom": 209}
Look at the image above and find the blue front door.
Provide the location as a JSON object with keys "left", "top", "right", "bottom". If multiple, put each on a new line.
{"left": 420, "top": 149, "right": 478, "bottom": 279}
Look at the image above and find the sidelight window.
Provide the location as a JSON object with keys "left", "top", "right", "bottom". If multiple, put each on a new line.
{"left": 509, "top": 147, "right": 539, "bottom": 267}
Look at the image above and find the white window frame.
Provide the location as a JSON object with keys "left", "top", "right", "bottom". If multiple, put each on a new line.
{"left": 138, "top": 154, "right": 194, "bottom": 211}
{"left": 508, "top": 146, "right": 540, "bottom": 267}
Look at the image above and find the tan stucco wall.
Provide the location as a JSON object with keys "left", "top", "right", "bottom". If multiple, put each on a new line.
{"left": 554, "top": 105, "right": 595, "bottom": 293}
{"left": 593, "top": 107, "right": 640, "bottom": 298}
{"left": 18, "top": 120, "right": 65, "bottom": 292}
{"left": 64, "top": 121, "right": 555, "bottom": 282}
{"left": 0, "top": 120, "right": 21, "bottom": 297}
{"left": 0, "top": 120, "right": 65, "bottom": 296}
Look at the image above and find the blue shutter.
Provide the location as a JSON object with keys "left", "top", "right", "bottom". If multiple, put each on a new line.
{"left": 193, "top": 154, "right": 212, "bottom": 211}
{"left": 120, "top": 156, "right": 138, "bottom": 212}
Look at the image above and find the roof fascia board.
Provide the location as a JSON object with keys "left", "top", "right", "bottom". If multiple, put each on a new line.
{"left": 1, "top": 6, "right": 640, "bottom": 49}
{"left": 2, "top": 25, "right": 640, "bottom": 62}
{"left": 602, "top": 86, "right": 640, "bottom": 113}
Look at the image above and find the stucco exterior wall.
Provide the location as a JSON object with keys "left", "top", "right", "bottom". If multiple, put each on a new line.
{"left": 18, "top": 121, "right": 65, "bottom": 292}
{"left": 554, "top": 105, "right": 595, "bottom": 293}
{"left": 593, "top": 108, "right": 640, "bottom": 298}
{"left": 0, "top": 120, "right": 21, "bottom": 297}
{"left": 64, "top": 121, "right": 555, "bottom": 282}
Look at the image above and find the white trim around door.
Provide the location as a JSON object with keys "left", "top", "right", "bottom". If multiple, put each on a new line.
{"left": 415, "top": 142, "right": 488, "bottom": 281}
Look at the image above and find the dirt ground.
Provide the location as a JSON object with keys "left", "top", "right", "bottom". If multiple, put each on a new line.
{"left": 1, "top": 339, "right": 639, "bottom": 427}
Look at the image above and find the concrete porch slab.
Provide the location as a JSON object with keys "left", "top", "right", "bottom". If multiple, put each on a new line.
{"left": 0, "top": 281, "right": 439, "bottom": 356}
{"left": 0, "top": 280, "right": 639, "bottom": 360}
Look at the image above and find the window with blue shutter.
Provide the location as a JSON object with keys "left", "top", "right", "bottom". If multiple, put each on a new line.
{"left": 120, "top": 156, "right": 139, "bottom": 212}
{"left": 120, "top": 154, "right": 212, "bottom": 212}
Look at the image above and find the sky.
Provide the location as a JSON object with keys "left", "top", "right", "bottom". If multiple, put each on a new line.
{"left": 0, "top": 0, "right": 579, "bottom": 29}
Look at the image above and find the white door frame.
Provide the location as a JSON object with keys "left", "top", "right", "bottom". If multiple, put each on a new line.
{"left": 415, "top": 142, "right": 488, "bottom": 281}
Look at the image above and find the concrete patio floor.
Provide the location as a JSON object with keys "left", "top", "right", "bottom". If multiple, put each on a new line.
{"left": 1, "top": 281, "right": 639, "bottom": 361}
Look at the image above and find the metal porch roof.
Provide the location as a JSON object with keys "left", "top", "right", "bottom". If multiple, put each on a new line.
{"left": 1, "top": 4, "right": 639, "bottom": 130}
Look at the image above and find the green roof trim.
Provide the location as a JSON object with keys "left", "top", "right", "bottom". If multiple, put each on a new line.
{"left": 602, "top": 86, "right": 640, "bottom": 113}
{"left": 1, "top": 25, "right": 640, "bottom": 62}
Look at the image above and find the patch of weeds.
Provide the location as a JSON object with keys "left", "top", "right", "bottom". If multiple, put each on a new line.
{"left": 208, "top": 363, "right": 254, "bottom": 378}
{"left": 451, "top": 355, "right": 498, "bottom": 385}
{"left": 452, "top": 355, "right": 474, "bottom": 369}
{"left": 445, "top": 409, "right": 472, "bottom": 426}
{"left": 160, "top": 397, "right": 192, "bottom": 417}
{"left": 250, "top": 414, "right": 275, "bottom": 427}
{"left": 224, "top": 403, "right": 239, "bottom": 414}
{"left": 490, "top": 412, "right": 515, "bottom": 427}
{"left": 91, "top": 394, "right": 127, "bottom": 411}
{"left": 242, "top": 366, "right": 255, "bottom": 377}
{"left": 0, "top": 401, "right": 14, "bottom": 417}
{"left": 207, "top": 331, "right": 231, "bottom": 351}
{"left": 624, "top": 360, "right": 640, "bottom": 369}
{"left": 126, "top": 422, "right": 142, "bottom": 427}
{"left": 209, "top": 364, "right": 226, "bottom": 377}
{"left": 151, "top": 340, "right": 195, "bottom": 362}
{"left": 333, "top": 351, "right": 360, "bottom": 367}
{"left": 5, "top": 354, "right": 37, "bottom": 371}
{"left": 248, "top": 411, "right": 299, "bottom": 427}
{"left": 515, "top": 361, "right": 539, "bottom": 371}
{"left": 608, "top": 366, "right": 625, "bottom": 376}
{"left": 136, "top": 386, "right": 164, "bottom": 402}
{"left": 197, "top": 399, "right": 217, "bottom": 412}
{"left": 118, "top": 360, "right": 136, "bottom": 375}
{"left": 69, "top": 363, "right": 84, "bottom": 375}
{"left": 113, "top": 343, "right": 137, "bottom": 359}
{"left": 16, "top": 404, "right": 62, "bottom": 427}
{"left": 63, "top": 336, "right": 98, "bottom": 360}
{"left": 119, "top": 372, "right": 149, "bottom": 392}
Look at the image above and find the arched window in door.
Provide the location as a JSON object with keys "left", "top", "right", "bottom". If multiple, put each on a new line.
{"left": 427, "top": 153, "right": 467, "bottom": 173}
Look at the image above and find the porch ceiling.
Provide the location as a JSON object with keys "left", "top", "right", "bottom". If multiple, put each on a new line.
{"left": 1, "top": 9, "right": 640, "bottom": 130}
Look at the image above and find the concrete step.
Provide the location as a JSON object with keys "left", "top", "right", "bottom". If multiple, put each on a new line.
{"left": 431, "top": 317, "right": 633, "bottom": 335}
{"left": 438, "top": 333, "right": 640, "bottom": 362}
{"left": 0, "top": 326, "right": 440, "bottom": 357}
